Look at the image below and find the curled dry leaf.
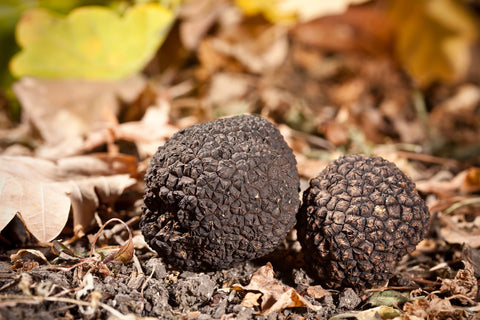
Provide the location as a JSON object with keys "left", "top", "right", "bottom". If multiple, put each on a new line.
{"left": 232, "top": 262, "right": 322, "bottom": 315}
{"left": 56, "top": 154, "right": 137, "bottom": 178}
{"left": 10, "top": 249, "right": 51, "bottom": 266}
{"left": 440, "top": 260, "right": 478, "bottom": 300}
{"left": 94, "top": 218, "right": 135, "bottom": 265}
{"left": 402, "top": 294, "right": 468, "bottom": 319}
{"left": 0, "top": 155, "right": 136, "bottom": 242}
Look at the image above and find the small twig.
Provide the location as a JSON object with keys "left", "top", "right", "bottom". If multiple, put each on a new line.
{"left": 406, "top": 277, "right": 441, "bottom": 287}
{"left": 365, "top": 286, "right": 420, "bottom": 292}
{"left": 447, "top": 294, "right": 477, "bottom": 305}
{"left": 394, "top": 150, "right": 458, "bottom": 168}
{"left": 289, "top": 128, "right": 334, "bottom": 150}
{"left": 443, "top": 197, "right": 480, "bottom": 215}
{"left": 111, "top": 216, "right": 140, "bottom": 234}
{"left": 0, "top": 274, "right": 21, "bottom": 292}
{"left": 0, "top": 295, "right": 127, "bottom": 319}
{"left": 89, "top": 218, "right": 132, "bottom": 259}
{"left": 139, "top": 264, "right": 156, "bottom": 313}
{"left": 133, "top": 254, "right": 144, "bottom": 275}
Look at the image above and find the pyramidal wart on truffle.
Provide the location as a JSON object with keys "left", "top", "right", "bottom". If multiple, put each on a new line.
{"left": 141, "top": 114, "right": 300, "bottom": 271}
{"left": 296, "top": 154, "right": 430, "bottom": 289}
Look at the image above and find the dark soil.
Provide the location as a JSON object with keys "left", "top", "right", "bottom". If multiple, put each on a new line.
{"left": 0, "top": 228, "right": 368, "bottom": 320}
{"left": 1, "top": 223, "right": 479, "bottom": 320}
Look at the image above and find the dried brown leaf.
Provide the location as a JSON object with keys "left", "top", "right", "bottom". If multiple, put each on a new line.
{"left": 69, "top": 175, "right": 137, "bottom": 235}
{"left": 233, "top": 263, "right": 322, "bottom": 315}
{"left": 416, "top": 167, "right": 480, "bottom": 195}
{"left": 30, "top": 96, "right": 177, "bottom": 159}
{"left": 199, "top": 21, "right": 289, "bottom": 75}
{"left": 0, "top": 155, "right": 136, "bottom": 242}
{"left": 402, "top": 294, "right": 468, "bottom": 319}
{"left": 204, "top": 72, "right": 252, "bottom": 116}
{"left": 10, "top": 249, "right": 51, "bottom": 266}
{"left": 463, "top": 245, "right": 480, "bottom": 278}
{"left": 56, "top": 154, "right": 137, "bottom": 178}
{"left": 13, "top": 76, "right": 146, "bottom": 147}
{"left": 439, "top": 212, "right": 480, "bottom": 247}
{"left": 101, "top": 237, "right": 134, "bottom": 264}
{"left": 440, "top": 260, "right": 478, "bottom": 299}
{"left": 291, "top": 5, "right": 394, "bottom": 56}
{"left": 0, "top": 157, "right": 72, "bottom": 242}
{"left": 112, "top": 101, "right": 179, "bottom": 158}
{"left": 305, "top": 285, "right": 331, "bottom": 300}
{"left": 179, "top": 0, "right": 228, "bottom": 50}
{"left": 241, "top": 292, "right": 262, "bottom": 308}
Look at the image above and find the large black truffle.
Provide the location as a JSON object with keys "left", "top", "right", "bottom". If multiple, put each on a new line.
{"left": 141, "top": 115, "right": 299, "bottom": 271}
{"left": 296, "top": 154, "right": 430, "bottom": 289}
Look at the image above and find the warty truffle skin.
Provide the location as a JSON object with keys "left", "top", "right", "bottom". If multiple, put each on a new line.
{"left": 296, "top": 154, "right": 430, "bottom": 289}
{"left": 140, "top": 114, "right": 300, "bottom": 271}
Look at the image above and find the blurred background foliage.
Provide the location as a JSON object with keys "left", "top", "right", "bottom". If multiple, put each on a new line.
{"left": 1, "top": 0, "right": 478, "bottom": 86}
{"left": 1, "top": 0, "right": 479, "bottom": 157}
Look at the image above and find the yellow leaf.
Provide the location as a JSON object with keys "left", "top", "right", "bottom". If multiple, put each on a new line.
{"left": 234, "top": 0, "right": 296, "bottom": 24}
{"left": 10, "top": 4, "right": 174, "bottom": 79}
{"left": 389, "top": 0, "right": 478, "bottom": 87}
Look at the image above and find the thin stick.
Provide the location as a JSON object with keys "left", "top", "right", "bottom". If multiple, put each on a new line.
{"left": 0, "top": 295, "right": 127, "bottom": 319}
{"left": 443, "top": 197, "right": 480, "bottom": 215}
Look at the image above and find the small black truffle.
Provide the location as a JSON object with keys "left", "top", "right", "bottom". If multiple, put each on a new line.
{"left": 296, "top": 154, "right": 430, "bottom": 289}
{"left": 141, "top": 115, "right": 299, "bottom": 271}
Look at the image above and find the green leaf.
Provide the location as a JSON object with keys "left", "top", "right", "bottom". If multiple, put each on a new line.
{"left": 330, "top": 306, "right": 402, "bottom": 320}
{"left": 10, "top": 3, "right": 174, "bottom": 79}
{"left": 367, "top": 290, "right": 412, "bottom": 307}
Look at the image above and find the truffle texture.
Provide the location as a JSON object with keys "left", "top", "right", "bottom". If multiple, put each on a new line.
{"left": 141, "top": 115, "right": 299, "bottom": 271}
{"left": 296, "top": 154, "right": 430, "bottom": 289}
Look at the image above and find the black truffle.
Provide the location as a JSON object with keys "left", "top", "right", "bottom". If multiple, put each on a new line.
{"left": 141, "top": 115, "right": 299, "bottom": 271}
{"left": 296, "top": 154, "right": 430, "bottom": 289}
